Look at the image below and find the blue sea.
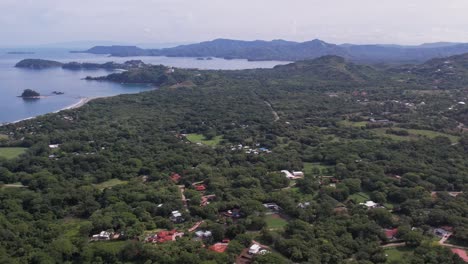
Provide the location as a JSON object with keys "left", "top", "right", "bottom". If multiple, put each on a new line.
{"left": 0, "top": 48, "right": 287, "bottom": 123}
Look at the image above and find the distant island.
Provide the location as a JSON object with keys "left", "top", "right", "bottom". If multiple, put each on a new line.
{"left": 73, "top": 39, "right": 468, "bottom": 64}
{"left": 15, "top": 59, "right": 63, "bottom": 69}
{"left": 7, "top": 51, "right": 35, "bottom": 55}
{"left": 19, "top": 89, "right": 41, "bottom": 99}
{"left": 15, "top": 59, "right": 147, "bottom": 70}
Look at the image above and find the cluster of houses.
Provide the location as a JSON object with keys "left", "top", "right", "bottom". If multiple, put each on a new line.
{"left": 281, "top": 170, "right": 304, "bottom": 180}
{"left": 230, "top": 144, "right": 272, "bottom": 155}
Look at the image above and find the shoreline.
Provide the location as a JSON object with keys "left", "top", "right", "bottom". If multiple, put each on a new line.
{"left": 2, "top": 87, "right": 156, "bottom": 127}
{"left": 2, "top": 96, "right": 107, "bottom": 126}
{"left": 55, "top": 96, "right": 106, "bottom": 112}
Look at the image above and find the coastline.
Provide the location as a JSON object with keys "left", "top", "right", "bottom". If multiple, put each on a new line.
{"left": 56, "top": 96, "right": 105, "bottom": 112}
{"left": 2, "top": 96, "right": 106, "bottom": 126}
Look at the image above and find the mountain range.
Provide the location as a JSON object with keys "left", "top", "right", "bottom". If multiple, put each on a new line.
{"left": 76, "top": 39, "right": 468, "bottom": 64}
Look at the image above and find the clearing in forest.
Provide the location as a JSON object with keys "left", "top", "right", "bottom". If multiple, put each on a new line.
{"left": 93, "top": 179, "right": 128, "bottom": 190}
{"left": 0, "top": 147, "right": 27, "bottom": 159}
{"left": 186, "top": 133, "right": 222, "bottom": 146}
{"left": 265, "top": 214, "right": 288, "bottom": 229}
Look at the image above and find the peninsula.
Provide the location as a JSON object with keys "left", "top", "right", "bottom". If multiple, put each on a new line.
{"left": 15, "top": 59, "right": 147, "bottom": 70}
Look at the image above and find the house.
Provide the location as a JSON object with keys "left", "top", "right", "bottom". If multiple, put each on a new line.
{"left": 209, "top": 242, "right": 229, "bottom": 253}
{"left": 170, "top": 173, "right": 181, "bottom": 183}
{"left": 170, "top": 210, "right": 185, "bottom": 223}
{"left": 223, "top": 209, "right": 242, "bottom": 218}
{"left": 147, "top": 230, "right": 184, "bottom": 243}
{"left": 451, "top": 249, "right": 468, "bottom": 262}
{"left": 91, "top": 231, "right": 111, "bottom": 241}
{"left": 48, "top": 144, "right": 60, "bottom": 149}
{"left": 282, "top": 170, "right": 303, "bottom": 179}
{"left": 292, "top": 171, "right": 304, "bottom": 178}
{"left": 248, "top": 241, "right": 270, "bottom": 255}
{"left": 434, "top": 228, "right": 451, "bottom": 237}
{"left": 360, "top": 200, "right": 379, "bottom": 209}
{"left": 248, "top": 244, "right": 261, "bottom": 255}
{"left": 298, "top": 202, "right": 311, "bottom": 209}
{"left": 194, "top": 184, "right": 207, "bottom": 191}
{"left": 385, "top": 228, "right": 398, "bottom": 240}
{"left": 201, "top": 194, "right": 216, "bottom": 207}
{"left": 194, "top": 230, "right": 212, "bottom": 239}
{"left": 263, "top": 203, "right": 281, "bottom": 211}
{"left": 281, "top": 170, "right": 295, "bottom": 179}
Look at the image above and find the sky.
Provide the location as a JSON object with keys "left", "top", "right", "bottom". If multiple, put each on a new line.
{"left": 1, "top": 0, "right": 468, "bottom": 47}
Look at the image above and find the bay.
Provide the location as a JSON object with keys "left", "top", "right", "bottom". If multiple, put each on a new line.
{"left": 0, "top": 48, "right": 287, "bottom": 123}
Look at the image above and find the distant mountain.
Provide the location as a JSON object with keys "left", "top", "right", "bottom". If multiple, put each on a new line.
{"left": 73, "top": 45, "right": 149, "bottom": 56}
{"left": 417, "top": 42, "right": 462, "bottom": 48}
{"left": 77, "top": 39, "right": 468, "bottom": 64}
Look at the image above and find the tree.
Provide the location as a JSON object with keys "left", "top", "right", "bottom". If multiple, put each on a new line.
{"left": 403, "top": 231, "right": 424, "bottom": 247}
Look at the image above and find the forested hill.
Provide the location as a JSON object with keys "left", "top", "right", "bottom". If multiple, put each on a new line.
{"left": 90, "top": 53, "right": 468, "bottom": 89}
{"left": 77, "top": 38, "right": 468, "bottom": 64}
{"left": 0, "top": 52, "right": 467, "bottom": 263}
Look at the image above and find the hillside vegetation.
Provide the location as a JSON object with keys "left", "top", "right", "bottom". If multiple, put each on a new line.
{"left": 0, "top": 54, "right": 467, "bottom": 263}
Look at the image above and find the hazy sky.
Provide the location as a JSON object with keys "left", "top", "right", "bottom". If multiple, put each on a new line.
{"left": 2, "top": 0, "right": 468, "bottom": 46}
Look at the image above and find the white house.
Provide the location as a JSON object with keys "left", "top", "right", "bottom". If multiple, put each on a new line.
{"left": 292, "top": 171, "right": 304, "bottom": 178}
{"left": 92, "top": 231, "right": 111, "bottom": 240}
{"left": 281, "top": 170, "right": 295, "bottom": 179}
{"left": 248, "top": 244, "right": 261, "bottom": 255}
{"left": 360, "top": 201, "right": 378, "bottom": 209}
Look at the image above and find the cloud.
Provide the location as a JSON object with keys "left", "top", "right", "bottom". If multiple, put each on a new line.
{"left": 1, "top": 0, "right": 468, "bottom": 45}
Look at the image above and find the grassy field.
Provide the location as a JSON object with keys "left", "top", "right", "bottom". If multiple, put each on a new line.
{"left": 338, "top": 120, "right": 368, "bottom": 128}
{"left": 265, "top": 214, "right": 288, "bottom": 229}
{"left": 0, "top": 147, "right": 27, "bottom": 159}
{"left": 186, "top": 133, "right": 222, "bottom": 146}
{"left": 304, "top": 162, "right": 332, "bottom": 175}
{"left": 385, "top": 247, "right": 414, "bottom": 263}
{"left": 349, "top": 192, "right": 370, "bottom": 203}
{"left": 89, "top": 241, "right": 126, "bottom": 253}
{"left": 372, "top": 128, "right": 459, "bottom": 143}
{"left": 0, "top": 134, "right": 8, "bottom": 141}
{"left": 93, "top": 179, "right": 128, "bottom": 190}
{"left": 61, "top": 218, "right": 91, "bottom": 239}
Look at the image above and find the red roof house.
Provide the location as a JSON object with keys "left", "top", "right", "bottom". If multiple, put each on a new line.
{"left": 385, "top": 228, "right": 398, "bottom": 240}
{"left": 452, "top": 248, "right": 468, "bottom": 262}
{"left": 170, "top": 173, "right": 181, "bottom": 183}
{"left": 146, "top": 230, "right": 184, "bottom": 243}
{"left": 195, "top": 184, "right": 207, "bottom": 191}
{"left": 209, "top": 242, "right": 229, "bottom": 253}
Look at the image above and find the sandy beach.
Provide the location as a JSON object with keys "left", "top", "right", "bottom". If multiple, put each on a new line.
{"left": 58, "top": 97, "right": 99, "bottom": 111}
{"left": 1, "top": 96, "right": 107, "bottom": 126}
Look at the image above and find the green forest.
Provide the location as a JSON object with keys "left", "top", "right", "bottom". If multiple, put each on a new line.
{"left": 0, "top": 54, "right": 467, "bottom": 264}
